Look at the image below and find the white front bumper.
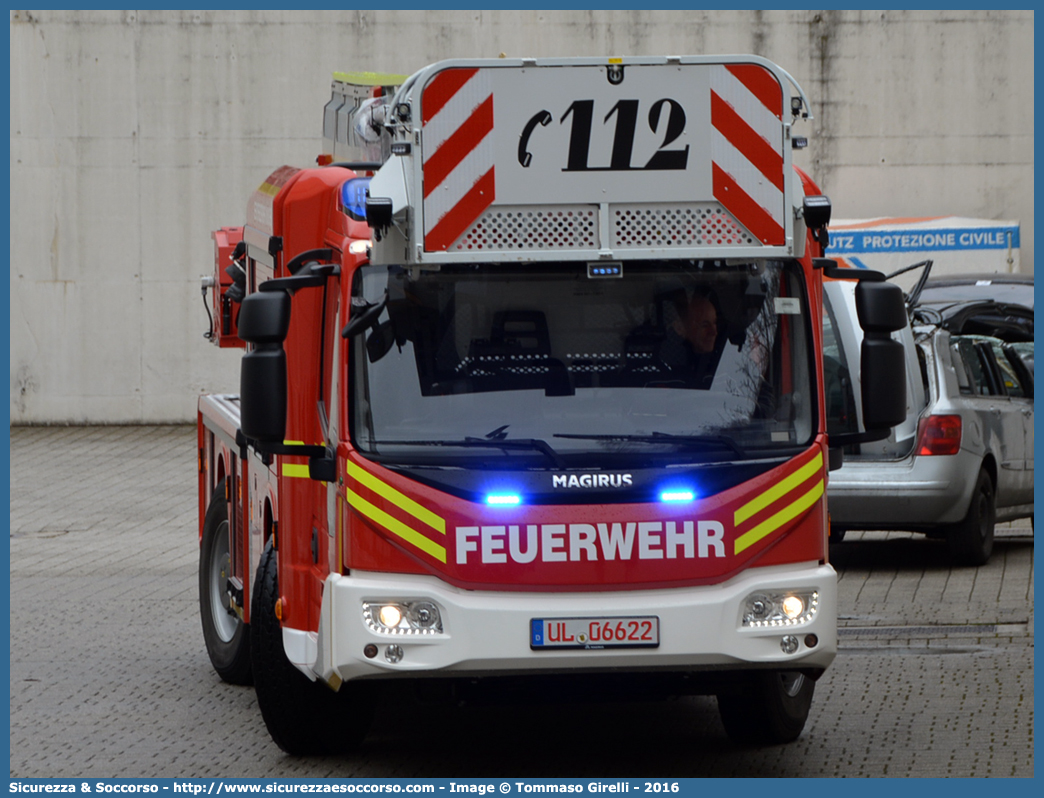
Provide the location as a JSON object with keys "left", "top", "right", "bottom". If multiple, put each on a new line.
{"left": 287, "top": 562, "right": 837, "bottom": 685}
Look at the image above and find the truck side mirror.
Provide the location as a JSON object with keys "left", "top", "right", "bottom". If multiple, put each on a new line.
{"left": 238, "top": 290, "right": 291, "bottom": 443}
{"left": 856, "top": 280, "right": 907, "bottom": 430}
{"left": 341, "top": 294, "right": 387, "bottom": 339}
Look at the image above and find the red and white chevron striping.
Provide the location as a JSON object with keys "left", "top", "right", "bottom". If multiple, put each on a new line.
{"left": 710, "top": 64, "right": 786, "bottom": 246}
{"left": 421, "top": 68, "right": 497, "bottom": 252}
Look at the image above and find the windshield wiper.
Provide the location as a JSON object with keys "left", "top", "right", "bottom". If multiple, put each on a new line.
{"left": 553, "top": 432, "right": 745, "bottom": 456}
{"left": 370, "top": 437, "right": 565, "bottom": 468}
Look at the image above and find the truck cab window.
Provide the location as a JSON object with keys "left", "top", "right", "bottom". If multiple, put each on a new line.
{"left": 821, "top": 290, "right": 858, "bottom": 437}
{"left": 350, "top": 259, "right": 814, "bottom": 471}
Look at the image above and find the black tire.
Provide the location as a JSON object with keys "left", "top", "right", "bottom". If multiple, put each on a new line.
{"left": 717, "top": 670, "right": 814, "bottom": 745}
{"left": 948, "top": 469, "right": 995, "bottom": 566}
{"left": 251, "top": 543, "right": 373, "bottom": 755}
{"left": 828, "top": 527, "right": 846, "bottom": 544}
{"left": 199, "top": 480, "right": 252, "bottom": 685}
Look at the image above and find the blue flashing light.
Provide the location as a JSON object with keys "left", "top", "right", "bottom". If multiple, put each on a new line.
{"left": 340, "top": 178, "right": 372, "bottom": 221}
{"left": 485, "top": 493, "right": 522, "bottom": 506}
{"left": 660, "top": 490, "right": 696, "bottom": 503}
{"left": 587, "top": 262, "right": 623, "bottom": 279}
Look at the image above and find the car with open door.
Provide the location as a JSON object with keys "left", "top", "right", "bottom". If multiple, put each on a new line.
{"left": 826, "top": 290, "right": 1033, "bottom": 565}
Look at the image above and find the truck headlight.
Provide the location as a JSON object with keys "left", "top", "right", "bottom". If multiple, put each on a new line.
{"left": 363, "top": 600, "right": 443, "bottom": 635}
{"left": 378, "top": 605, "right": 402, "bottom": 628}
{"left": 742, "top": 591, "right": 819, "bottom": 627}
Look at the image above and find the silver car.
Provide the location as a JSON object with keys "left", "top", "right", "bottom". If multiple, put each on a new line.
{"left": 917, "top": 271, "right": 1033, "bottom": 310}
{"left": 825, "top": 294, "right": 1034, "bottom": 565}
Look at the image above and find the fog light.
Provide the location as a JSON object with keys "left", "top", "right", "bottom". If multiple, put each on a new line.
{"left": 781, "top": 635, "right": 799, "bottom": 655}
{"left": 385, "top": 645, "right": 403, "bottom": 663}
{"left": 363, "top": 644, "right": 378, "bottom": 659}
{"left": 804, "top": 634, "right": 819, "bottom": 648}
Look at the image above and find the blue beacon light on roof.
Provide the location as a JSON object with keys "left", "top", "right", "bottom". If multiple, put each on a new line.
{"left": 340, "top": 178, "right": 372, "bottom": 221}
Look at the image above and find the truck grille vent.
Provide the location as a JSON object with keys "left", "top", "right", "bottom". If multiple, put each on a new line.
{"left": 611, "top": 203, "right": 755, "bottom": 248}
{"left": 445, "top": 203, "right": 755, "bottom": 252}
{"left": 450, "top": 207, "right": 598, "bottom": 251}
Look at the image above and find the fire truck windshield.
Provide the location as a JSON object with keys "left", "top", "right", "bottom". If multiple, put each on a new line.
{"left": 349, "top": 259, "right": 814, "bottom": 470}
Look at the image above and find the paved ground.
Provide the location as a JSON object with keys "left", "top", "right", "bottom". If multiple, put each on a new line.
{"left": 9, "top": 425, "right": 1034, "bottom": 778}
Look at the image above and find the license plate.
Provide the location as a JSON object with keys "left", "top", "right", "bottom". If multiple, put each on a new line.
{"left": 530, "top": 616, "right": 660, "bottom": 650}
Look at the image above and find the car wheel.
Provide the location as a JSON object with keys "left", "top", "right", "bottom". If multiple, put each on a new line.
{"left": 199, "top": 480, "right": 252, "bottom": 685}
{"left": 717, "top": 670, "right": 814, "bottom": 745}
{"left": 948, "top": 468, "right": 995, "bottom": 566}
{"left": 251, "top": 542, "right": 373, "bottom": 755}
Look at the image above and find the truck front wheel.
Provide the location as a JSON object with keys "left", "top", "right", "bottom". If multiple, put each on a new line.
{"left": 716, "top": 670, "right": 814, "bottom": 745}
{"left": 199, "top": 480, "right": 252, "bottom": 685}
{"left": 251, "top": 543, "right": 373, "bottom": 755}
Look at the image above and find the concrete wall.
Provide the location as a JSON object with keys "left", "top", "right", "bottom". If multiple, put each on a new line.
{"left": 9, "top": 9, "right": 1034, "bottom": 424}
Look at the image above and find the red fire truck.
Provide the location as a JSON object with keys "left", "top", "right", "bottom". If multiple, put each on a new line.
{"left": 198, "top": 57, "right": 906, "bottom": 754}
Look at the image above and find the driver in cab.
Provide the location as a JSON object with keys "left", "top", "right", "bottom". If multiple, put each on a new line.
{"left": 666, "top": 288, "right": 725, "bottom": 388}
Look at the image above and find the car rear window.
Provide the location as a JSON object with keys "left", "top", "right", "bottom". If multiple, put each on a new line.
{"left": 919, "top": 281, "right": 1034, "bottom": 309}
